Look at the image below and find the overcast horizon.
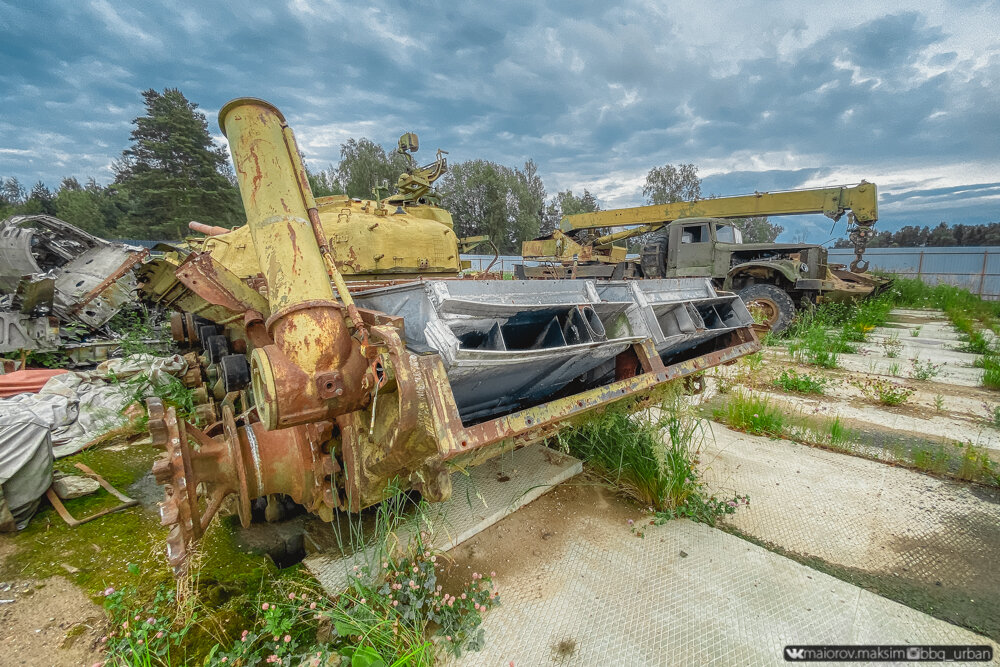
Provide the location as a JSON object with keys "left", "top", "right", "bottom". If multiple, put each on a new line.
{"left": 2, "top": 1, "right": 999, "bottom": 242}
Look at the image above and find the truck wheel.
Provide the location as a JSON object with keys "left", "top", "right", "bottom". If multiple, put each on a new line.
{"left": 739, "top": 283, "right": 796, "bottom": 333}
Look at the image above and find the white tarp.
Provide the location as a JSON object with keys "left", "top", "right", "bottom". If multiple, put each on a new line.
{"left": 0, "top": 353, "right": 187, "bottom": 458}
{"left": 0, "top": 419, "right": 52, "bottom": 530}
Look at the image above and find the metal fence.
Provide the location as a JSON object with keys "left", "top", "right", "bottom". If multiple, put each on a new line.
{"left": 827, "top": 247, "right": 1000, "bottom": 300}
{"left": 120, "top": 244, "right": 1000, "bottom": 300}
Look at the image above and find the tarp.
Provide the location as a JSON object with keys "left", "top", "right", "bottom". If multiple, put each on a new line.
{"left": 0, "top": 369, "right": 70, "bottom": 398}
{"left": 0, "top": 353, "right": 186, "bottom": 530}
{"left": 0, "top": 354, "right": 187, "bottom": 458}
{"left": 0, "top": 418, "right": 52, "bottom": 531}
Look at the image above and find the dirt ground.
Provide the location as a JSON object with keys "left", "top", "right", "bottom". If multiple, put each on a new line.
{"left": 439, "top": 475, "right": 639, "bottom": 592}
{"left": 0, "top": 541, "right": 105, "bottom": 667}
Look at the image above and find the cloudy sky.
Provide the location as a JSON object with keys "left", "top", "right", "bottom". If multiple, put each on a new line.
{"left": 1, "top": 0, "right": 999, "bottom": 242}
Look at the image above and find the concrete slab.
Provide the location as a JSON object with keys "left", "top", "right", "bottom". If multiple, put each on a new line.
{"left": 701, "top": 423, "right": 1000, "bottom": 641}
{"left": 449, "top": 518, "right": 998, "bottom": 665}
{"left": 303, "top": 444, "right": 581, "bottom": 594}
{"left": 751, "top": 387, "right": 1000, "bottom": 452}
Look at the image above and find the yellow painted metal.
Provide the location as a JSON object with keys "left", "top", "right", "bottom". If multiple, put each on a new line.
{"left": 188, "top": 196, "right": 461, "bottom": 280}
{"left": 219, "top": 98, "right": 372, "bottom": 430}
{"left": 219, "top": 98, "right": 334, "bottom": 310}
{"left": 561, "top": 182, "right": 878, "bottom": 235}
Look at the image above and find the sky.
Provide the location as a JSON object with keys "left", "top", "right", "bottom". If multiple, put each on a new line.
{"left": 1, "top": 0, "right": 999, "bottom": 243}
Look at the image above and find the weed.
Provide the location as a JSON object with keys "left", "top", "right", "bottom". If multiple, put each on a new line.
{"left": 788, "top": 325, "right": 841, "bottom": 369}
{"left": 773, "top": 369, "right": 828, "bottom": 395}
{"left": 935, "top": 394, "right": 945, "bottom": 412}
{"left": 102, "top": 511, "right": 498, "bottom": 665}
{"left": 106, "top": 307, "right": 174, "bottom": 357}
{"left": 561, "top": 392, "right": 747, "bottom": 525}
{"left": 880, "top": 333, "right": 903, "bottom": 358}
{"left": 887, "top": 361, "right": 901, "bottom": 376}
{"left": 909, "top": 358, "right": 943, "bottom": 381}
{"left": 102, "top": 575, "right": 193, "bottom": 666}
{"left": 979, "top": 351, "right": 1000, "bottom": 390}
{"left": 828, "top": 416, "right": 851, "bottom": 447}
{"left": 913, "top": 446, "right": 949, "bottom": 474}
{"left": 850, "top": 376, "right": 914, "bottom": 406}
{"left": 713, "top": 390, "right": 785, "bottom": 437}
{"left": 911, "top": 326, "right": 921, "bottom": 337}
{"left": 112, "top": 372, "right": 197, "bottom": 422}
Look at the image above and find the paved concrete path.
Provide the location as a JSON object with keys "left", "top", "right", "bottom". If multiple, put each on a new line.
{"left": 701, "top": 423, "right": 1000, "bottom": 648}
{"left": 449, "top": 517, "right": 997, "bottom": 665}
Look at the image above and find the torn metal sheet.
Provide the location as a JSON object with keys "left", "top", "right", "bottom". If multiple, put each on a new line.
{"left": 0, "top": 215, "right": 147, "bottom": 345}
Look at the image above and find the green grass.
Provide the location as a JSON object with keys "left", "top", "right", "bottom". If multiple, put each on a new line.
{"left": 712, "top": 390, "right": 785, "bottom": 437}
{"left": 773, "top": 369, "right": 828, "bottom": 395}
{"left": 559, "top": 393, "right": 748, "bottom": 525}
{"left": 828, "top": 416, "right": 851, "bottom": 446}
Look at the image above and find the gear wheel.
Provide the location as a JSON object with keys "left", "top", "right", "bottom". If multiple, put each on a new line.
{"left": 148, "top": 398, "right": 250, "bottom": 576}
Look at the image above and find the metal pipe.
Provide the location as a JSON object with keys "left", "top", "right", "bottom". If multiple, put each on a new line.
{"left": 219, "top": 98, "right": 371, "bottom": 429}
{"left": 188, "top": 221, "right": 231, "bottom": 236}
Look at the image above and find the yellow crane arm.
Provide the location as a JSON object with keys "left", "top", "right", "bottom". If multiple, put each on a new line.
{"left": 561, "top": 182, "right": 878, "bottom": 234}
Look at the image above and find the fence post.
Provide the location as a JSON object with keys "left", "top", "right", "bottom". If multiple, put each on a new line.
{"left": 979, "top": 250, "right": 989, "bottom": 297}
{"left": 917, "top": 251, "right": 924, "bottom": 282}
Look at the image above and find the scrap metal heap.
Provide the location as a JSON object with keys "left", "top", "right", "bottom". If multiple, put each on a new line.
{"left": 137, "top": 98, "right": 761, "bottom": 575}
{"left": 0, "top": 215, "right": 147, "bottom": 355}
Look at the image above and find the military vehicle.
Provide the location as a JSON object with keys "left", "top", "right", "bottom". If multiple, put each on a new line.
{"left": 136, "top": 98, "right": 760, "bottom": 575}
{"left": 519, "top": 183, "right": 885, "bottom": 332}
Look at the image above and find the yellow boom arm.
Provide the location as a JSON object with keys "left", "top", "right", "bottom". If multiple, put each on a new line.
{"left": 561, "top": 182, "right": 877, "bottom": 235}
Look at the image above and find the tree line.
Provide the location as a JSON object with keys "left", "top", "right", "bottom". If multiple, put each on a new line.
{"left": 2, "top": 88, "right": 796, "bottom": 249}
{"left": 832, "top": 222, "right": 1000, "bottom": 249}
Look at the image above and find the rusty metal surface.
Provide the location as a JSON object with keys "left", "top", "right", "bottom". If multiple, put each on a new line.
{"left": 144, "top": 97, "right": 763, "bottom": 577}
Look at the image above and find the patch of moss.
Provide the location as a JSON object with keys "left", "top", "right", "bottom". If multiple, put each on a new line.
{"left": 4, "top": 441, "right": 322, "bottom": 664}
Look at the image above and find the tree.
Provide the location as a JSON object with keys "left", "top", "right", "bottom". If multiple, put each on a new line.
{"left": 336, "top": 138, "right": 408, "bottom": 199}
{"left": 1, "top": 177, "right": 26, "bottom": 209}
{"left": 927, "top": 222, "right": 957, "bottom": 247}
{"left": 439, "top": 159, "right": 546, "bottom": 252}
{"left": 24, "top": 181, "right": 56, "bottom": 215}
{"left": 53, "top": 186, "right": 105, "bottom": 235}
{"left": 114, "top": 88, "right": 242, "bottom": 239}
{"left": 307, "top": 165, "right": 343, "bottom": 197}
{"left": 643, "top": 163, "right": 701, "bottom": 205}
{"left": 732, "top": 216, "right": 784, "bottom": 243}
{"left": 555, "top": 189, "right": 601, "bottom": 217}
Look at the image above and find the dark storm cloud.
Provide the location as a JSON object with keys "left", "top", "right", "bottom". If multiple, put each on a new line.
{"left": 0, "top": 1, "right": 998, "bottom": 242}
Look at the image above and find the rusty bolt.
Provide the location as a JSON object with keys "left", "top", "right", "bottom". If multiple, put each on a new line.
{"left": 316, "top": 371, "right": 345, "bottom": 399}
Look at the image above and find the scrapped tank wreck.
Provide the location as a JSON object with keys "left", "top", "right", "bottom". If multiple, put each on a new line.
{"left": 137, "top": 98, "right": 761, "bottom": 575}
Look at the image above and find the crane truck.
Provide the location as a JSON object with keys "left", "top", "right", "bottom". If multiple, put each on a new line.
{"left": 517, "top": 182, "right": 886, "bottom": 332}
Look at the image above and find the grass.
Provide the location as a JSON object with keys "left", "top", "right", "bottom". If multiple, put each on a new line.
{"left": 559, "top": 391, "right": 749, "bottom": 526}
{"left": 892, "top": 278, "right": 1000, "bottom": 390}
{"left": 708, "top": 389, "right": 1000, "bottom": 489}
{"left": 712, "top": 390, "right": 785, "bottom": 437}
{"left": 828, "top": 416, "right": 851, "bottom": 447}
{"left": 849, "top": 375, "right": 914, "bottom": 406}
{"left": 773, "top": 368, "right": 828, "bottom": 395}
{"left": 779, "top": 292, "right": 898, "bottom": 369}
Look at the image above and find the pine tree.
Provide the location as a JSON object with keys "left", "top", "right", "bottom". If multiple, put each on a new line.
{"left": 114, "top": 88, "right": 242, "bottom": 239}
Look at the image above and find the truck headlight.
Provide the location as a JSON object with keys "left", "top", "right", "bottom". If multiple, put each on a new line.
{"left": 799, "top": 262, "right": 809, "bottom": 273}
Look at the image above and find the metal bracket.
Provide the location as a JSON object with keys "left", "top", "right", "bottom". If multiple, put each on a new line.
{"left": 46, "top": 463, "right": 139, "bottom": 527}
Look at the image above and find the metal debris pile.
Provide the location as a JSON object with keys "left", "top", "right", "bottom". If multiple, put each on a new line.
{"left": 0, "top": 214, "right": 150, "bottom": 364}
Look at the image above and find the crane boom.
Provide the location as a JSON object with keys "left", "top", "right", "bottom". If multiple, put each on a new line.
{"left": 561, "top": 182, "right": 877, "bottom": 234}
